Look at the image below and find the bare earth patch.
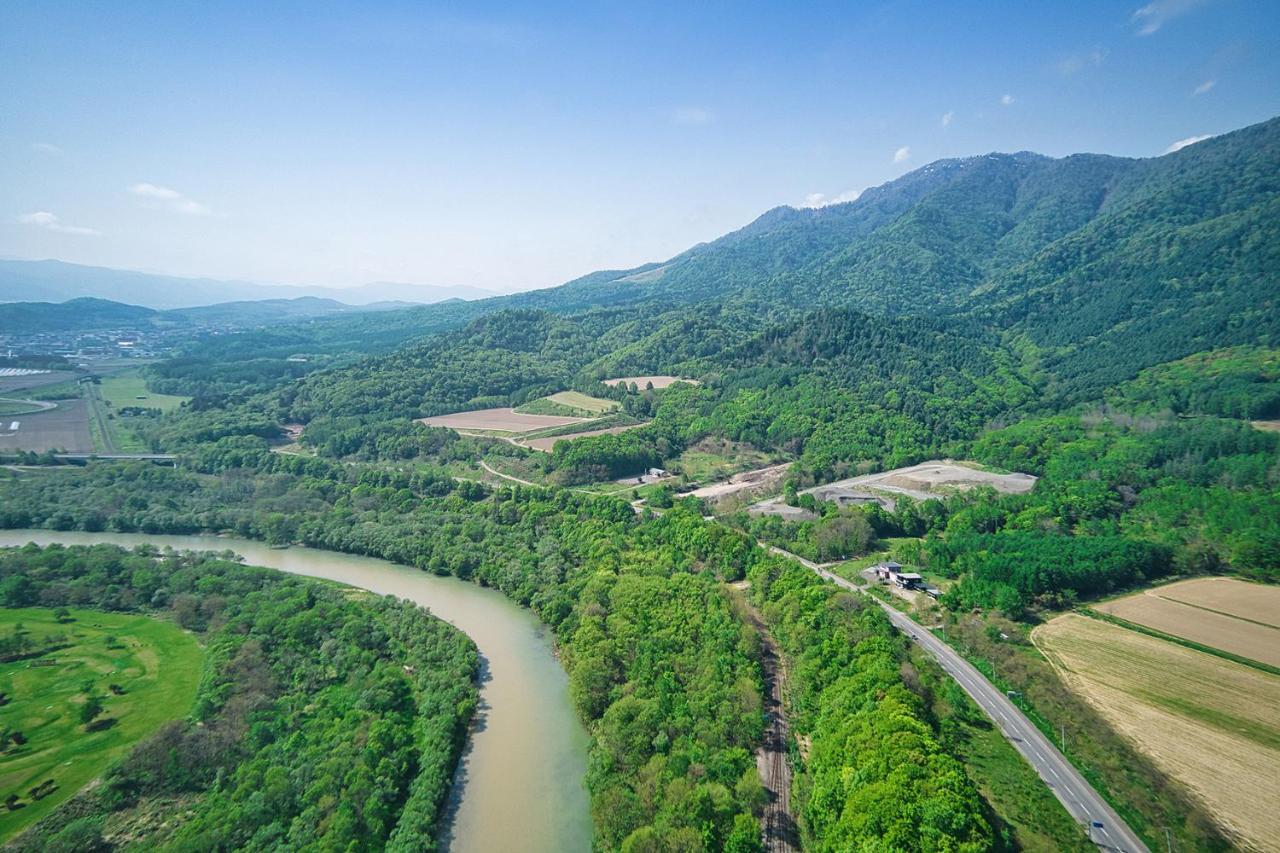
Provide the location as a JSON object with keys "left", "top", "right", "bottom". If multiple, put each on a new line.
{"left": 1035, "top": 614, "right": 1280, "bottom": 851}
{"left": 418, "top": 408, "right": 591, "bottom": 434}
{"left": 750, "top": 459, "right": 1035, "bottom": 517}
{"left": 1096, "top": 579, "right": 1280, "bottom": 667}
{"left": 690, "top": 463, "right": 792, "bottom": 502}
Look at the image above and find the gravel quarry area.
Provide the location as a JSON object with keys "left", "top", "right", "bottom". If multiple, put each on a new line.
{"left": 685, "top": 462, "right": 792, "bottom": 501}
{"left": 751, "top": 460, "right": 1036, "bottom": 517}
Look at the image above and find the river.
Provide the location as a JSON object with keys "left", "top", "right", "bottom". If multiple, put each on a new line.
{"left": 0, "top": 530, "right": 592, "bottom": 853}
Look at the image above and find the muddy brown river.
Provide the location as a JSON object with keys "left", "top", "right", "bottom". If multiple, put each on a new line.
{"left": 0, "top": 530, "right": 592, "bottom": 853}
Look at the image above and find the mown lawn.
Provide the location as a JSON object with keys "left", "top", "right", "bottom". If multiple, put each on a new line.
{"left": 0, "top": 608, "right": 203, "bottom": 843}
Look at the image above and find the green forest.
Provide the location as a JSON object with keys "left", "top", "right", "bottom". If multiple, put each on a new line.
{"left": 0, "top": 544, "right": 478, "bottom": 851}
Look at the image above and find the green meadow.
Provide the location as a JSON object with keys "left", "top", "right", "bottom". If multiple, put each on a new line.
{"left": 0, "top": 608, "right": 203, "bottom": 843}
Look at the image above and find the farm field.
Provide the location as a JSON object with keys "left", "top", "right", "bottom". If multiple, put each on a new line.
{"left": 601, "top": 375, "right": 697, "bottom": 389}
{"left": 0, "top": 400, "right": 93, "bottom": 453}
{"left": 419, "top": 407, "right": 591, "bottom": 434}
{"left": 1035, "top": 613, "right": 1280, "bottom": 851}
{"left": 0, "top": 371, "right": 78, "bottom": 396}
{"left": 1151, "top": 577, "right": 1280, "bottom": 627}
{"left": 522, "top": 423, "right": 641, "bottom": 452}
{"left": 97, "top": 370, "right": 189, "bottom": 414}
{"left": 515, "top": 391, "right": 619, "bottom": 417}
{"left": 1095, "top": 578, "right": 1280, "bottom": 668}
{"left": 0, "top": 607, "right": 204, "bottom": 843}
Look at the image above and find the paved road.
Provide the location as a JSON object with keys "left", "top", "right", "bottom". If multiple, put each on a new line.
{"left": 763, "top": 545, "right": 1149, "bottom": 853}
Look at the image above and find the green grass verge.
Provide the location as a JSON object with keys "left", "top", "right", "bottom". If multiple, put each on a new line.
{"left": 912, "top": 644, "right": 1091, "bottom": 851}
{"left": 0, "top": 402, "right": 50, "bottom": 417}
{"left": 0, "top": 607, "right": 204, "bottom": 843}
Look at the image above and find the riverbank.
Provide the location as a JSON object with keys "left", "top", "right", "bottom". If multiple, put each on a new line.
{"left": 0, "top": 530, "right": 592, "bottom": 853}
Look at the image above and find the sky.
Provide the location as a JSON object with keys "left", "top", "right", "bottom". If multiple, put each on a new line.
{"left": 2, "top": 0, "right": 1278, "bottom": 294}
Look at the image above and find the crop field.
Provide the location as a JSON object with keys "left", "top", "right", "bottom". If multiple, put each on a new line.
{"left": 0, "top": 607, "right": 203, "bottom": 842}
{"left": 0, "top": 371, "right": 78, "bottom": 396}
{"left": 1152, "top": 577, "right": 1280, "bottom": 627}
{"left": 97, "top": 371, "right": 189, "bottom": 414}
{"left": 541, "top": 391, "right": 618, "bottom": 413}
{"left": 1035, "top": 614, "right": 1280, "bottom": 850}
{"left": 602, "top": 375, "right": 697, "bottom": 389}
{"left": 515, "top": 391, "right": 620, "bottom": 418}
{"left": 419, "top": 407, "right": 591, "bottom": 434}
{"left": 522, "top": 423, "right": 641, "bottom": 452}
{"left": 0, "top": 400, "right": 93, "bottom": 453}
{"left": 1095, "top": 578, "right": 1280, "bottom": 667}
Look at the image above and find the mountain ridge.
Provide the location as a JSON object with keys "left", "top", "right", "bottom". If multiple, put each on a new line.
{"left": 0, "top": 258, "right": 498, "bottom": 309}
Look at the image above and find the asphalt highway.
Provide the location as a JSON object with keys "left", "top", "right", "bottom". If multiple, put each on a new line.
{"left": 764, "top": 545, "right": 1150, "bottom": 853}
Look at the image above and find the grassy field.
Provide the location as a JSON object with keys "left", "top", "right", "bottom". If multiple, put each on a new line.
{"left": 0, "top": 401, "right": 52, "bottom": 417}
{"left": 97, "top": 371, "right": 189, "bottom": 414}
{"left": 1095, "top": 577, "right": 1280, "bottom": 668}
{"left": 1035, "top": 613, "right": 1280, "bottom": 850}
{"left": 0, "top": 607, "right": 203, "bottom": 843}
{"left": 669, "top": 438, "right": 773, "bottom": 483}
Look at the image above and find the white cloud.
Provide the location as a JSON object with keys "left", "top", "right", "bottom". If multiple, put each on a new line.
{"left": 893, "top": 146, "right": 911, "bottom": 164}
{"left": 1192, "top": 79, "right": 1216, "bottom": 96}
{"left": 941, "top": 111, "right": 955, "bottom": 128}
{"left": 17, "top": 211, "right": 100, "bottom": 235}
{"left": 801, "top": 188, "right": 863, "bottom": 208}
{"left": 31, "top": 142, "right": 63, "bottom": 155}
{"left": 671, "top": 106, "right": 713, "bottom": 126}
{"left": 1131, "top": 0, "right": 1206, "bottom": 36}
{"left": 128, "top": 182, "right": 212, "bottom": 216}
{"left": 1057, "top": 48, "right": 1108, "bottom": 75}
{"left": 1000, "top": 93, "right": 1016, "bottom": 106}
{"left": 1164, "top": 133, "right": 1212, "bottom": 153}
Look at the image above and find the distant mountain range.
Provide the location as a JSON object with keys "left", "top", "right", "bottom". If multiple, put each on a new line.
{"left": 0, "top": 259, "right": 498, "bottom": 309}
{"left": 0, "top": 295, "right": 416, "bottom": 334}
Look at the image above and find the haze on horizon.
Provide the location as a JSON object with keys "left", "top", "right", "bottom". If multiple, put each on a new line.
{"left": 3, "top": 0, "right": 1278, "bottom": 295}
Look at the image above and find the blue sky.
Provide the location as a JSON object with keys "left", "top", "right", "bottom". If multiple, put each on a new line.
{"left": 2, "top": 0, "right": 1278, "bottom": 293}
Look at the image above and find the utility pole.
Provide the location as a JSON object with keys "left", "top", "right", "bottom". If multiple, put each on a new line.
{"left": 1164, "top": 825, "right": 1173, "bottom": 853}
{"left": 1060, "top": 724, "right": 1066, "bottom": 754}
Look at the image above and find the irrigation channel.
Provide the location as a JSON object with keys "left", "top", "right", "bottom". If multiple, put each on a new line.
{"left": 0, "top": 530, "right": 593, "bottom": 853}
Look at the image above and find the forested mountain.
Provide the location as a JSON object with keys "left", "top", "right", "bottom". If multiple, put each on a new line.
{"left": 157, "top": 115, "right": 1279, "bottom": 414}
{"left": 0, "top": 297, "right": 158, "bottom": 333}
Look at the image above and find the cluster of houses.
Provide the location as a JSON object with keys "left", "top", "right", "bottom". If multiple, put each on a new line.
{"left": 871, "top": 561, "right": 942, "bottom": 599}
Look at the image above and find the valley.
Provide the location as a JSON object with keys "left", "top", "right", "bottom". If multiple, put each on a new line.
{"left": 2, "top": 111, "right": 1278, "bottom": 853}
